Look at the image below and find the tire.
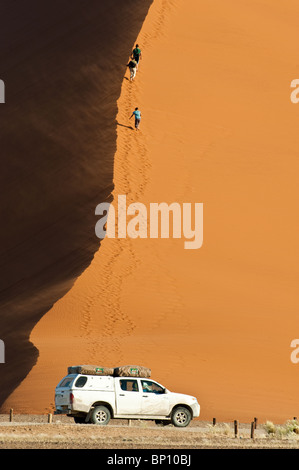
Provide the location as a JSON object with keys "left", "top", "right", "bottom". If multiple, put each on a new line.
{"left": 171, "top": 407, "right": 192, "bottom": 428}
{"left": 90, "top": 406, "right": 111, "bottom": 426}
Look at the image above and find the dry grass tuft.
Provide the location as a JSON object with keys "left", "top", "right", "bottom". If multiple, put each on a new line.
{"left": 264, "top": 419, "right": 299, "bottom": 439}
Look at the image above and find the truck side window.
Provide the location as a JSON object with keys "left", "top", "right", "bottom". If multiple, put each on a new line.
{"left": 59, "top": 377, "right": 74, "bottom": 388}
{"left": 142, "top": 381, "right": 164, "bottom": 394}
{"left": 75, "top": 376, "right": 88, "bottom": 388}
{"left": 120, "top": 379, "right": 139, "bottom": 392}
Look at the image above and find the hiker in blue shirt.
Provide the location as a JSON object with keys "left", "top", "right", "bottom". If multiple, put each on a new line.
{"left": 130, "top": 107, "right": 141, "bottom": 130}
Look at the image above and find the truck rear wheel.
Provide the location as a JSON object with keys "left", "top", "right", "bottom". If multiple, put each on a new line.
{"left": 171, "top": 407, "right": 191, "bottom": 427}
{"left": 90, "top": 406, "right": 111, "bottom": 425}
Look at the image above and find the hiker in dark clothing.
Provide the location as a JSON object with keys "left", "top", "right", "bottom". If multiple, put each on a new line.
{"left": 127, "top": 58, "right": 137, "bottom": 81}
{"left": 132, "top": 44, "right": 142, "bottom": 69}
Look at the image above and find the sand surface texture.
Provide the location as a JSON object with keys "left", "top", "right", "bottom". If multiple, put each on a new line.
{"left": 4, "top": 0, "right": 299, "bottom": 423}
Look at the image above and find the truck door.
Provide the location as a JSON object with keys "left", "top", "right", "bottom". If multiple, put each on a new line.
{"left": 115, "top": 378, "right": 142, "bottom": 415}
{"left": 140, "top": 380, "right": 170, "bottom": 415}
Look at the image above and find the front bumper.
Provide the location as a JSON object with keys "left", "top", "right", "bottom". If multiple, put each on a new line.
{"left": 191, "top": 402, "right": 200, "bottom": 418}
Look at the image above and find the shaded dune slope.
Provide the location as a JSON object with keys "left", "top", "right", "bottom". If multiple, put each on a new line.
{"left": 0, "top": 0, "right": 153, "bottom": 409}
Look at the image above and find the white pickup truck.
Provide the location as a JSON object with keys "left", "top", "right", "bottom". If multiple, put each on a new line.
{"left": 55, "top": 373, "right": 200, "bottom": 427}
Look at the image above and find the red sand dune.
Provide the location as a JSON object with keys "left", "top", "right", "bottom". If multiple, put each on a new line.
{"left": 4, "top": 0, "right": 299, "bottom": 423}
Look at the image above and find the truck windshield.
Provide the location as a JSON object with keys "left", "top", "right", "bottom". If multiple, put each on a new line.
{"left": 58, "top": 377, "right": 74, "bottom": 388}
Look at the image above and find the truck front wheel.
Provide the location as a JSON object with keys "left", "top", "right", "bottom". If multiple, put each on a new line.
{"left": 90, "top": 406, "right": 111, "bottom": 425}
{"left": 171, "top": 407, "right": 191, "bottom": 427}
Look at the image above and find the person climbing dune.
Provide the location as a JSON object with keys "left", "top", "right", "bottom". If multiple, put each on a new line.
{"left": 132, "top": 44, "right": 142, "bottom": 69}
{"left": 127, "top": 58, "right": 137, "bottom": 81}
{"left": 130, "top": 107, "right": 141, "bottom": 130}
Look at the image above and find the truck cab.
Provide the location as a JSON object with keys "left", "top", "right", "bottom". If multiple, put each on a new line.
{"left": 55, "top": 374, "right": 200, "bottom": 427}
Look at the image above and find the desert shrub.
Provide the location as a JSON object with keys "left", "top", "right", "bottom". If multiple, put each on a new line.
{"left": 264, "top": 419, "right": 299, "bottom": 439}
{"left": 281, "top": 419, "right": 299, "bottom": 435}
{"left": 264, "top": 421, "right": 276, "bottom": 434}
{"left": 207, "top": 423, "right": 234, "bottom": 437}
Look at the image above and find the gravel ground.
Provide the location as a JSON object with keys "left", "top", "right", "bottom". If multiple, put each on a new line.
{"left": 0, "top": 415, "right": 298, "bottom": 449}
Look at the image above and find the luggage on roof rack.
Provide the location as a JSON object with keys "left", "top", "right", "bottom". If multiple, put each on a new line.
{"left": 114, "top": 365, "right": 151, "bottom": 378}
{"left": 67, "top": 364, "right": 151, "bottom": 378}
{"left": 68, "top": 365, "right": 114, "bottom": 376}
